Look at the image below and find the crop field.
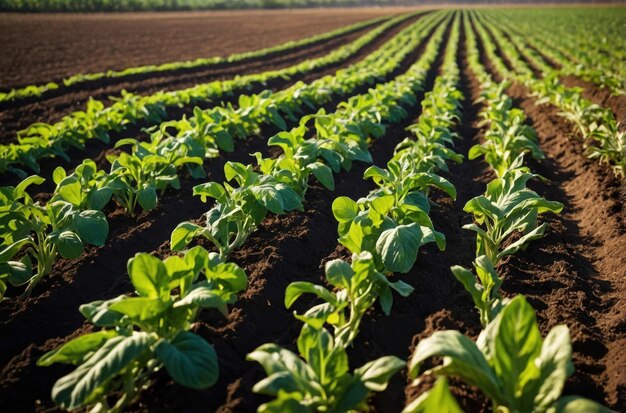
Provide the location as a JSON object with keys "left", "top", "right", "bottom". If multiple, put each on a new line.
{"left": 0, "top": 5, "right": 624, "bottom": 413}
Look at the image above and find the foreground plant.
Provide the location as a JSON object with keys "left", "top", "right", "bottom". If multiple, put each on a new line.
{"left": 407, "top": 295, "right": 610, "bottom": 413}
{"left": 0, "top": 176, "right": 108, "bottom": 298}
{"left": 38, "top": 246, "right": 246, "bottom": 412}
{"left": 332, "top": 158, "right": 455, "bottom": 273}
{"left": 463, "top": 160, "right": 563, "bottom": 263}
{"left": 170, "top": 161, "right": 302, "bottom": 259}
{"left": 247, "top": 252, "right": 407, "bottom": 412}
{"left": 107, "top": 133, "right": 203, "bottom": 215}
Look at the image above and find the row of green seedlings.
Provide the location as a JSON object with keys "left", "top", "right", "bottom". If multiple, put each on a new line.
{"left": 488, "top": 10, "right": 624, "bottom": 96}
{"left": 0, "top": 13, "right": 447, "bottom": 299}
{"left": 404, "top": 20, "right": 610, "bottom": 412}
{"left": 0, "top": 12, "right": 421, "bottom": 177}
{"left": 0, "top": 15, "right": 392, "bottom": 105}
{"left": 31, "top": 17, "right": 451, "bottom": 413}
{"left": 471, "top": 11, "right": 625, "bottom": 178}
{"left": 245, "top": 15, "right": 465, "bottom": 412}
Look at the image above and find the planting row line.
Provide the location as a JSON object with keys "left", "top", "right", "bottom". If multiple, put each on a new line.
{"left": 0, "top": 15, "right": 391, "bottom": 105}
{"left": 0, "top": 11, "right": 448, "bottom": 300}
{"left": 0, "top": 11, "right": 421, "bottom": 178}
{"left": 471, "top": 11, "right": 625, "bottom": 178}
{"left": 30, "top": 13, "right": 453, "bottom": 413}
{"left": 404, "top": 13, "right": 609, "bottom": 412}
{"left": 486, "top": 9, "right": 624, "bottom": 95}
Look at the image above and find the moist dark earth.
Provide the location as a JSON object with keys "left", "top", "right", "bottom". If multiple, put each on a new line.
{"left": 0, "top": 9, "right": 624, "bottom": 413}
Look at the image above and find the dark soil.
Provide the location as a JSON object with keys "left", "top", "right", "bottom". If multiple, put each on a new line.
{"left": 0, "top": 9, "right": 404, "bottom": 87}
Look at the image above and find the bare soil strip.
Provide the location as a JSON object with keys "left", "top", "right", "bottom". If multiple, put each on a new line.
{"left": 0, "top": 9, "right": 405, "bottom": 87}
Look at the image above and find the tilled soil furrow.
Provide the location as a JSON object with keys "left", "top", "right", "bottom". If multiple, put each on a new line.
{"left": 476, "top": 19, "right": 626, "bottom": 410}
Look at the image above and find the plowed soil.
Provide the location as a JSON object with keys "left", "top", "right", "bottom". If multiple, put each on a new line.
{"left": 0, "top": 9, "right": 407, "bottom": 88}
{"left": 0, "top": 9, "right": 624, "bottom": 413}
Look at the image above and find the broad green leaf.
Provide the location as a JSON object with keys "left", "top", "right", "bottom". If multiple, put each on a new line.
{"left": 109, "top": 297, "right": 169, "bottom": 321}
{"left": 308, "top": 162, "right": 335, "bottom": 191}
{"left": 57, "top": 177, "right": 83, "bottom": 206}
{"left": 285, "top": 282, "right": 336, "bottom": 309}
{"left": 51, "top": 332, "right": 153, "bottom": 409}
{"left": 137, "top": 186, "right": 157, "bottom": 211}
{"left": 355, "top": 355, "right": 405, "bottom": 391}
{"left": 156, "top": 331, "right": 218, "bottom": 389}
{"left": 402, "top": 378, "right": 463, "bottom": 413}
{"left": 408, "top": 330, "right": 501, "bottom": 401}
{"left": 56, "top": 231, "right": 84, "bottom": 259}
{"left": 324, "top": 259, "right": 353, "bottom": 289}
{"left": 170, "top": 221, "right": 202, "bottom": 251}
{"left": 532, "top": 325, "right": 574, "bottom": 410}
{"left": 38, "top": 331, "right": 118, "bottom": 366}
{"left": 491, "top": 295, "right": 542, "bottom": 406}
{"left": 127, "top": 253, "right": 168, "bottom": 299}
{"left": 376, "top": 224, "right": 423, "bottom": 273}
{"left": 73, "top": 210, "right": 109, "bottom": 246}
{"left": 552, "top": 395, "right": 612, "bottom": 413}
{"left": 332, "top": 197, "right": 358, "bottom": 223}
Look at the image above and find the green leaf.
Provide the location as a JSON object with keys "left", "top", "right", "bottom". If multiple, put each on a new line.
{"left": 127, "top": 253, "right": 169, "bottom": 299}
{"left": 491, "top": 295, "right": 542, "bottom": 403}
{"left": 376, "top": 224, "right": 423, "bottom": 273}
{"left": 109, "top": 297, "right": 169, "bottom": 321}
{"left": 193, "top": 182, "right": 226, "bottom": 203}
{"left": 308, "top": 162, "right": 335, "bottom": 190}
{"left": 51, "top": 332, "right": 153, "bottom": 409}
{"left": 285, "top": 282, "right": 336, "bottom": 309}
{"left": 553, "top": 396, "right": 612, "bottom": 413}
{"left": 408, "top": 330, "right": 501, "bottom": 401}
{"left": 38, "top": 331, "right": 118, "bottom": 366}
{"left": 57, "top": 177, "right": 83, "bottom": 206}
{"left": 170, "top": 221, "right": 202, "bottom": 251}
{"left": 72, "top": 210, "right": 109, "bottom": 246}
{"left": 355, "top": 355, "right": 405, "bottom": 392}
{"left": 156, "top": 331, "right": 219, "bottom": 389}
{"left": 402, "top": 378, "right": 463, "bottom": 413}
{"left": 174, "top": 285, "right": 228, "bottom": 316}
{"left": 532, "top": 325, "right": 574, "bottom": 410}
{"left": 332, "top": 197, "right": 358, "bottom": 223}
{"left": 137, "top": 186, "right": 158, "bottom": 211}
{"left": 324, "top": 259, "right": 353, "bottom": 289}
{"left": 56, "top": 231, "right": 84, "bottom": 259}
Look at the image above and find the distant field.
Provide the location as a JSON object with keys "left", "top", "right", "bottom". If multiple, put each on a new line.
{"left": 0, "top": 8, "right": 406, "bottom": 87}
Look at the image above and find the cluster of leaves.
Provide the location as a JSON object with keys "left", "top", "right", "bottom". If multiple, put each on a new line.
{"left": 36, "top": 14, "right": 454, "bottom": 413}
{"left": 247, "top": 252, "right": 407, "bottom": 412}
{"left": 486, "top": 9, "right": 624, "bottom": 96}
{"left": 247, "top": 14, "right": 466, "bottom": 412}
{"left": 171, "top": 15, "right": 450, "bottom": 262}
{"left": 38, "top": 246, "right": 247, "bottom": 412}
{"left": 406, "top": 296, "right": 610, "bottom": 413}
{"left": 531, "top": 76, "right": 625, "bottom": 178}
{"left": 0, "top": 175, "right": 108, "bottom": 299}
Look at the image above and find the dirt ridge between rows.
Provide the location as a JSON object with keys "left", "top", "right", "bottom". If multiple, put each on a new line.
{"left": 473, "top": 17, "right": 625, "bottom": 410}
